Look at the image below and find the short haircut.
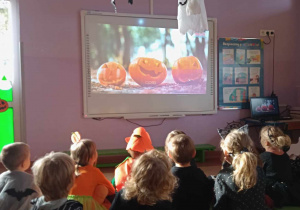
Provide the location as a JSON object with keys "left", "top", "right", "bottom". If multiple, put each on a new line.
{"left": 123, "top": 150, "right": 176, "bottom": 205}
{"left": 168, "top": 134, "right": 195, "bottom": 164}
{"left": 0, "top": 142, "right": 30, "bottom": 171}
{"left": 31, "top": 152, "right": 75, "bottom": 200}
{"left": 164, "top": 130, "right": 186, "bottom": 154}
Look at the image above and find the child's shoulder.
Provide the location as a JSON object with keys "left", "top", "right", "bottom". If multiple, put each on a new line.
{"left": 59, "top": 200, "right": 83, "bottom": 210}
{"left": 83, "top": 165, "right": 104, "bottom": 174}
{"left": 216, "top": 166, "right": 233, "bottom": 179}
{"left": 0, "top": 170, "right": 33, "bottom": 179}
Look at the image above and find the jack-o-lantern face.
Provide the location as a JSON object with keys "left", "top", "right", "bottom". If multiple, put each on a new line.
{"left": 172, "top": 56, "right": 203, "bottom": 84}
{"left": 0, "top": 99, "right": 8, "bottom": 113}
{"left": 97, "top": 62, "right": 126, "bottom": 86}
{"left": 129, "top": 57, "right": 167, "bottom": 87}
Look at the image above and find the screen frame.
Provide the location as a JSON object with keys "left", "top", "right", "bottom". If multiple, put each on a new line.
{"left": 81, "top": 11, "right": 217, "bottom": 119}
{"left": 250, "top": 97, "right": 280, "bottom": 120}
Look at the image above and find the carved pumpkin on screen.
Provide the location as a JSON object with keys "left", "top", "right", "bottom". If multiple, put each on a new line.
{"left": 97, "top": 62, "right": 126, "bottom": 86}
{"left": 172, "top": 56, "right": 203, "bottom": 84}
{"left": 128, "top": 57, "right": 167, "bottom": 87}
{"left": 0, "top": 99, "right": 8, "bottom": 113}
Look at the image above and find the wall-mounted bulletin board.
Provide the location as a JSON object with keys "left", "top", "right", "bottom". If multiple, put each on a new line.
{"left": 218, "top": 38, "right": 264, "bottom": 109}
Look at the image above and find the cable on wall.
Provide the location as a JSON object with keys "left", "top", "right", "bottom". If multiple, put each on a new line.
{"left": 271, "top": 33, "right": 276, "bottom": 97}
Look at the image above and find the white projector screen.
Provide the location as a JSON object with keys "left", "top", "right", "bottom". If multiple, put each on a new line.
{"left": 81, "top": 11, "right": 217, "bottom": 119}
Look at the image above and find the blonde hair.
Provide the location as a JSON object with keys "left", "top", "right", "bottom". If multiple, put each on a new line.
{"left": 168, "top": 134, "right": 195, "bottom": 164}
{"left": 32, "top": 152, "right": 75, "bottom": 200}
{"left": 164, "top": 130, "right": 186, "bottom": 154}
{"left": 221, "top": 130, "right": 258, "bottom": 191}
{"left": 260, "top": 126, "right": 291, "bottom": 149}
{"left": 123, "top": 149, "right": 177, "bottom": 205}
{"left": 70, "top": 139, "right": 97, "bottom": 176}
{"left": 0, "top": 142, "right": 29, "bottom": 171}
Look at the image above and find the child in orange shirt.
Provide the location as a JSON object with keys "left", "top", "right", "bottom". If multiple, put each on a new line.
{"left": 113, "top": 127, "right": 154, "bottom": 192}
{"left": 68, "top": 132, "right": 115, "bottom": 210}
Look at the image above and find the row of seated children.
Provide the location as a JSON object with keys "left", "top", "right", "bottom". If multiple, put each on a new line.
{"left": 111, "top": 126, "right": 300, "bottom": 209}
{"left": 0, "top": 125, "right": 300, "bottom": 209}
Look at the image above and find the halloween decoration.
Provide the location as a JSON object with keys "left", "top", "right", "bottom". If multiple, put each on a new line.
{"left": 0, "top": 99, "right": 8, "bottom": 113}
{"left": 0, "top": 76, "right": 12, "bottom": 90}
{"left": 172, "top": 56, "right": 203, "bottom": 84}
{"left": 111, "top": 0, "right": 133, "bottom": 13}
{"left": 177, "top": 0, "right": 208, "bottom": 35}
{"left": 97, "top": 62, "right": 127, "bottom": 86}
{"left": 71, "top": 131, "right": 81, "bottom": 144}
{"left": 128, "top": 57, "right": 167, "bottom": 87}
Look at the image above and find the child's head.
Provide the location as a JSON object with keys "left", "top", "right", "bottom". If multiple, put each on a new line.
{"left": 167, "top": 134, "right": 195, "bottom": 165}
{"left": 260, "top": 126, "right": 291, "bottom": 150}
{"left": 123, "top": 149, "right": 176, "bottom": 205}
{"left": 164, "top": 130, "right": 186, "bottom": 154}
{"left": 0, "top": 142, "right": 30, "bottom": 171}
{"left": 31, "top": 152, "right": 75, "bottom": 201}
{"left": 221, "top": 130, "right": 258, "bottom": 191}
{"left": 125, "top": 127, "right": 153, "bottom": 158}
{"left": 70, "top": 139, "right": 97, "bottom": 167}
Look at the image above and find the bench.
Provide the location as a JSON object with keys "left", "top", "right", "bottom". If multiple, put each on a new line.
{"left": 96, "top": 144, "right": 216, "bottom": 168}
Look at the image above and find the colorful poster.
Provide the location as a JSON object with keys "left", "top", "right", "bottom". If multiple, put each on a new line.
{"left": 218, "top": 38, "right": 264, "bottom": 109}
{"left": 250, "top": 67, "right": 260, "bottom": 84}
{"left": 223, "top": 87, "right": 247, "bottom": 103}
{"left": 249, "top": 86, "right": 260, "bottom": 98}
{"left": 235, "top": 67, "right": 248, "bottom": 85}
{"left": 222, "top": 49, "right": 234, "bottom": 64}
{"left": 222, "top": 67, "right": 233, "bottom": 84}
{"left": 236, "top": 49, "right": 245, "bottom": 64}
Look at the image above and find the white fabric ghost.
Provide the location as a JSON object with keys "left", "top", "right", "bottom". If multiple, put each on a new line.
{"left": 177, "top": 0, "right": 209, "bottom": 35}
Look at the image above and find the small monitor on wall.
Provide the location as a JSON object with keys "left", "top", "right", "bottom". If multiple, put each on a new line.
{"left": 250, "top": 97, "right": 280, "bottom": 121}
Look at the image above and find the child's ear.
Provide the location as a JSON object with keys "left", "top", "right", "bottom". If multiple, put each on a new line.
{"left": 168, "top": 151, "right": 173, "bottom": 159}
{"left": 265, "top": 141, "right": 271, "bottom": 146}
{"left": 192, "top": 150, "right": 196, "bottom": 158}
{"left": 224, "top": 150, "right": 229, "bottom": 157}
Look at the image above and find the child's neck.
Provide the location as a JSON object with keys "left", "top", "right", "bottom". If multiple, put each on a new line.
{"left": 175, "top": 162, "right": 191, "bottom": 168}
{"left": 11, "top": 166, "right": 26, "bottom": 172}
{"left": 265, "top": 146, "right": 284, "bottom": 155}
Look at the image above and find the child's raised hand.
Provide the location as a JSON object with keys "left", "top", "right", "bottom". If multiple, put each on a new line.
{"left": 71, "top": 131, "right": 81, "bottom": 143}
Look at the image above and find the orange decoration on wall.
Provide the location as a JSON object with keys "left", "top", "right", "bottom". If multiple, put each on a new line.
{"left": 172, "top": 56, "right": 203, "bottom": 84}
{"left": 0, "top": 99, "right": 8, "bottom": 113}
{"left": 129, "top": 57, "right": 167, "bottom": 87}
{"left": 97, "top": 62, "right": 127, "bottom": 86}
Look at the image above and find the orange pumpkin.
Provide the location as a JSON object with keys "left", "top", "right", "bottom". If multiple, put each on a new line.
{"left": 0, "top": 99, "right": 8, "bottom": 113}
{"left": 172, "top": 56, "right": 203, "bottom": 84}
{"left": 97, "top": 62, "right": 126, "bottom": 86}
{"left": 129, "top": 57, "right": 167, "bottom": 87}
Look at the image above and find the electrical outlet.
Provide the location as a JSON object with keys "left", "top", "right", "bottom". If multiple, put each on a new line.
{"left": 260, "top": 30, "right": 275, "bottom": 37}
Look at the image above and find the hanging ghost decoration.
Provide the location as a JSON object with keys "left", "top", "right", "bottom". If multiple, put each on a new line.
{"left": 111, "top": 0, "right": 133, "bottom": 13}
{"left": 177, "top": 0, "right": 208, "bottom": 35}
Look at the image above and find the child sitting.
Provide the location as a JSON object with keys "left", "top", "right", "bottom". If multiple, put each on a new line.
{"left": 214, "top": 129, "right": 268, "bottom": 210}
{"left": 0, "top": 142, "right": 40, "bottom": 210}
{"left": 68, "top": 132, "right": 115, "bottom": 210}
{"left": 260, "top": 126, "right": 300, "bottom": 207}
{"left": 165, "top": 130, "right": 197, "bottom": 168}
{"left": 31, "top": 152, "right": 83, "bottom": 210}
{"left": 114, "top": 127, "right": 154, "bottom": 192}
{"left": 110, "top": 149, "right": 177, "bottom": 210}
{"left": 167, "top": 134, "right": 212, "bottom": 210}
